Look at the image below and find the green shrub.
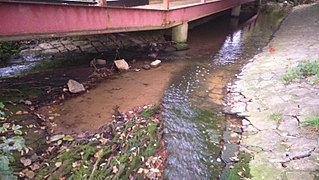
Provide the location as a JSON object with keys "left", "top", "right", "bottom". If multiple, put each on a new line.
{"left": 0, "top": 42, "right": 18, "bottom": 60}
{"left": 0, "top": 102, "right": 27, "bottom": 179}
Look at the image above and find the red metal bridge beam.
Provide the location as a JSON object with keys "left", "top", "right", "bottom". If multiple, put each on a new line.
{"left": 0, "top": 0, "right": 256, "bottom": 41}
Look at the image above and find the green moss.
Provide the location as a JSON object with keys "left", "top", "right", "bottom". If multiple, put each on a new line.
{"left": 172, "top": 43, "right": 189, "bottom": 51}
{"left": 224, "top": 152, "right": 253, "bottom": 179}
{"left": 20, "top": 57, "right": 90, "bottom": 75}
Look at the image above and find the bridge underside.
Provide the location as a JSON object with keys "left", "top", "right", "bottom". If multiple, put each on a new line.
{"left": 0, "top": 0, "right": 255, "bottom": 41}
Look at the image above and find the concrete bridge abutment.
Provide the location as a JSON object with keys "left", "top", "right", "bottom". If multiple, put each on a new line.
{"left": 231, "top": 5, "right": 241, "bottom": 17}
{"left": 172, "top": 22, "right": 189, "bottom": 43}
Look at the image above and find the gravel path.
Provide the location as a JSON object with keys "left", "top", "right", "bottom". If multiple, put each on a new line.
{"left": 227, "top": 3, "right": 319, "bottom": 179}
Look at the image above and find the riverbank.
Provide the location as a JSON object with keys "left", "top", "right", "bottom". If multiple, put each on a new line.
{"left": 0, "top": 4, "right": 292, "bottom": 178}
{"left": 227, "top": 3, "right": 319, "bottom": 179}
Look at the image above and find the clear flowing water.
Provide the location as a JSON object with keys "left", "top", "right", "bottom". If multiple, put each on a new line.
{"left": 162, "top": 6, "right": 288, "bottom": 179}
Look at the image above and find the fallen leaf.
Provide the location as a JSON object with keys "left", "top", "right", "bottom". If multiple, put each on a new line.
{"left": 99, "top": 138, "right": 108, "bottom": 144}
{"left": 24, "top": 100, "right": 32, "bottom": 105}
{"left": 72, "top": 161, "right": 80, "bottom": 168}
{"left": 16, "top": 111, "right": 23, "bottom": 115}
{"left": 137, "top": 168, "right": 144, "bottom": 174}
{"left": 99, "top": 163, "right": 107, "bottom": 168}
{"left": 57, "top": 140, "right": 63, "bottom": 145}
{"left": 94, "top": 149, "right": 103, "bottom": 158}
{"left": 53, "top": 113, "right": 61, "bottom": 117}
{"left": 30, "top": 162, "right": 40, "bottom": 171}
{"left": 3, "top": 123, "right": 10, "bottom": 129}
{"left": 112, "top": 166, "right": 118, "bottom": 173}
{"left": 143, "top": 169, "right": 150, "bottom": 174}
{"left": 47, "top": 146, "right": 55, "bottom": 152}
{"left": 20, "top": 157, "right": 32, "bottom": 166}
{"left": 129, "top": 156, "right": 133, "bottom": 162}
{"left": 25, "top": 170, "right": 35, "bottom": 179}
{"left": 22, "top": 168, "right": 29, "bottom": 173}
{"left": 150, "top": 168, "right": 160, "bottom": 173}
{"left": 50, "top": 134, "right": 65, "bottom": 142}
{"left": 63, "top": 135, "right": 74, "bottom": 141}
{"left": 230, "top": 132, "right": 238, "bottom": 138}
{"left": 243, "top": 167, "right": 246, "bottom": 172}
{"left": 55, "top": 162, "right": 62, "bottom": 168}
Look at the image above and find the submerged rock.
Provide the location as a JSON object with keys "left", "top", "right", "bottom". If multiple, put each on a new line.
{"left": 67, "top": 79, "right": 85, "bottom": 93}
{"left": 142, "top": 64, "right": 151, "bottom": 70}
{"left": 150, "top": 60, "right": 161, "bottom": 68}
{"left": 114, "top": 59, "right": 129, "bottom": 72}
{"left": 90, "top": 59, "right": 107, "bottom": 66}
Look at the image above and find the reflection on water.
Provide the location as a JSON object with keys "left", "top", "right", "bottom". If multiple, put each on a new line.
{"left": 213, "top": 30, "right": 242, "bottom": 65}
{"left": 163, "top": 5, "right": 288, "bottom": 179}
{"left": 212, "top": 7, "right": 287, "bottom": 66}
{"left": 0, "top": 64, "right": 36, "bottom": 77}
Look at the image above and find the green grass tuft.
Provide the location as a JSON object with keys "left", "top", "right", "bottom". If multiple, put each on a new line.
{"left": 270, "top": 113, "right": 281, "bottom": 121}
{"left": 282, "top": 60, "right": 319, "bottom": 84}
{"left": 140, "top": 105, "right": 160, "bottom": 119}
{"left": 303, "top": 115, "right": 319, "bottom": 130}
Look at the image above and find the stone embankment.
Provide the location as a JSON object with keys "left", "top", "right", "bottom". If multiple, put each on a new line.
{"left": 226, "top": 3, "right": 319, "bottom": 179}
{"left": 15, "top": 31, "right": 166, "bottom": 62}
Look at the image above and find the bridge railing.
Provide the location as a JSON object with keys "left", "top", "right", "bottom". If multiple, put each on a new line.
{"left": 0, "top": 0, "right": 98, "bottom": 5}
{"left": 0, "top": 0, "right": 210, "bottom": 9}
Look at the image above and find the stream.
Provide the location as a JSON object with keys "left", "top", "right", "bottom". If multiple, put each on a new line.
{"left": 0, "top": 4, "right": 289, "bottom": 179}
{"left": 162, "top": 6, "right": 288, "bottom": 179}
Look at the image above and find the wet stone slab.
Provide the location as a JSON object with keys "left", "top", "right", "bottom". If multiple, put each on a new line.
{"left": 225, "top": 3, "right": 319, "bottom": 179}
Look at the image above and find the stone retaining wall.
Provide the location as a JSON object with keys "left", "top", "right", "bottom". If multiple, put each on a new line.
{"left": 16, "top": 31, "right": 167, "bottom": 62}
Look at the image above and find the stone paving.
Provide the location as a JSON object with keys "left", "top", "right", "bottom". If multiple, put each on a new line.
{"left": 226, "top": 3, "right": 319, "bottom": 179}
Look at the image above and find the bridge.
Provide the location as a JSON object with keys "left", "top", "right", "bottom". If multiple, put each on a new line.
{"left": 0, "top": 0, "right": 256, "bottom": 42}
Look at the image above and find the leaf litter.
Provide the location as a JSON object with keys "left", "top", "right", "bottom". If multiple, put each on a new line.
{"left": 32, "top": 104, "right": 167, "bottom": 179}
